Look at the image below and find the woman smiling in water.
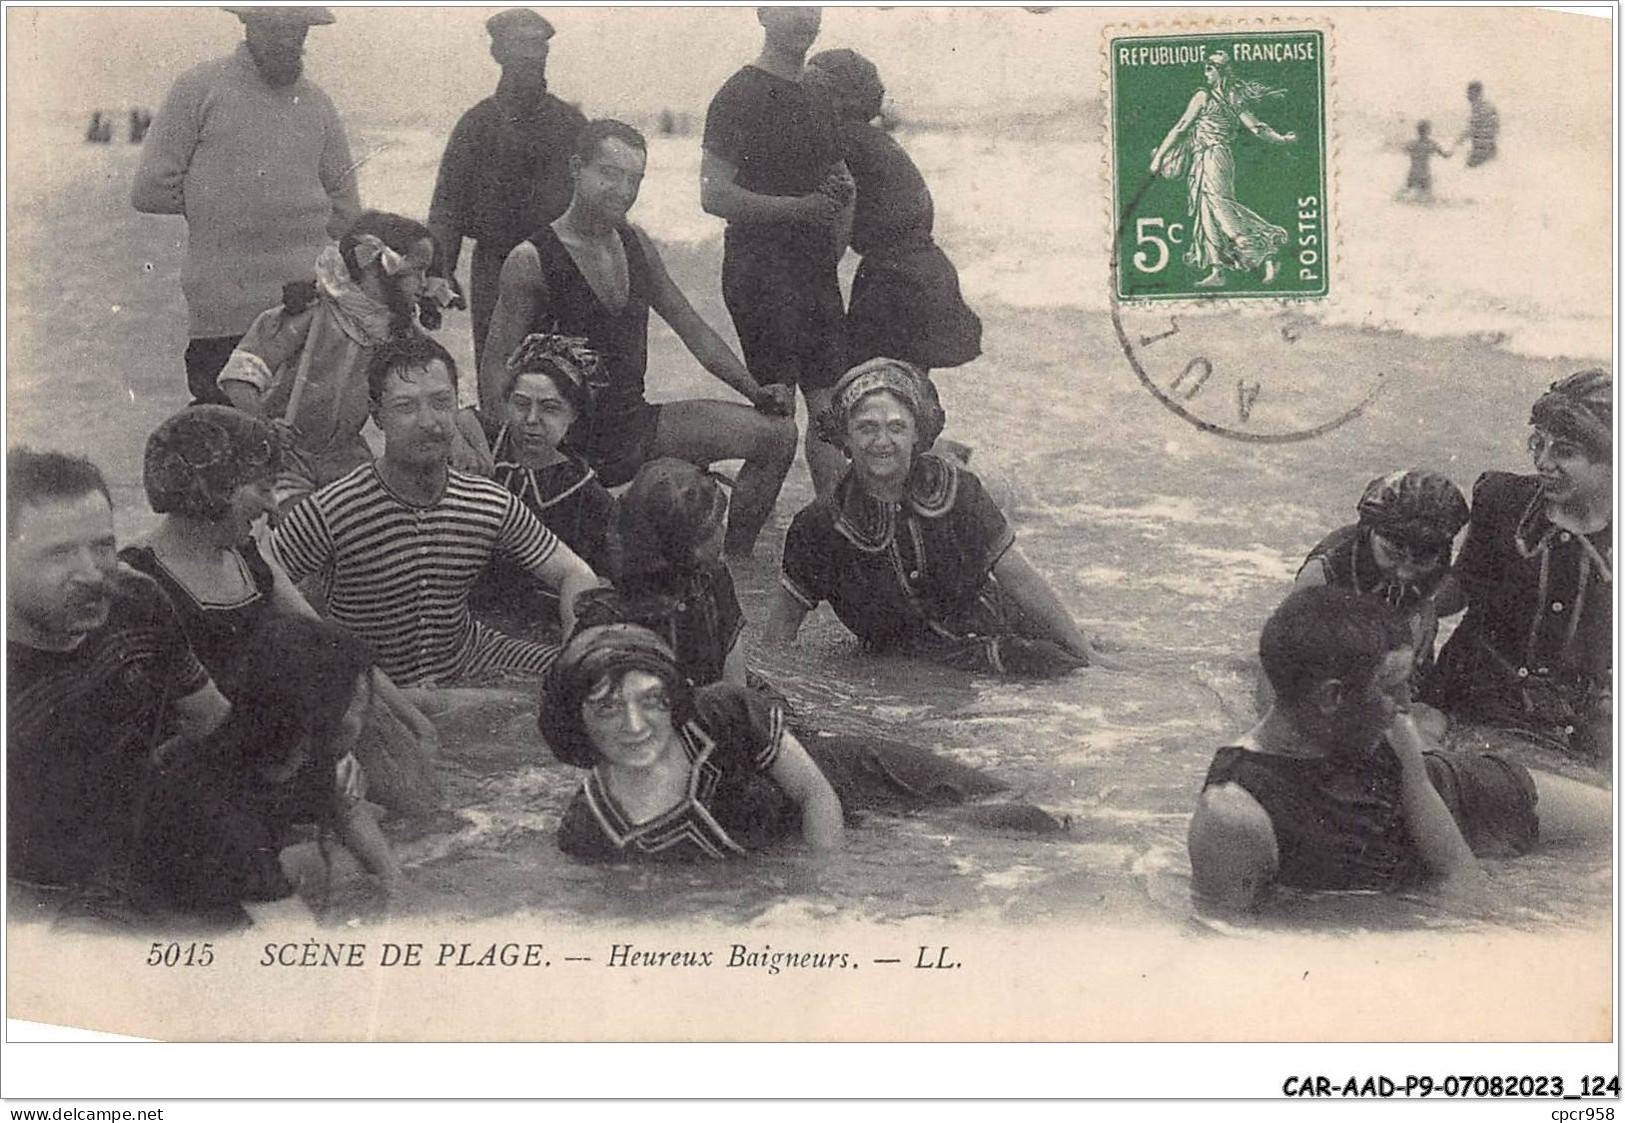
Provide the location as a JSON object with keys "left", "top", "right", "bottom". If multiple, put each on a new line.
{"left": 541, "top": 624, "right": 843, "bottom": 861}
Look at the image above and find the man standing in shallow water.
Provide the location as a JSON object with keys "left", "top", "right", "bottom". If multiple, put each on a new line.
{"left": 132, "top": 6, "right": 360, "bottom": 407}
{"left": 702, "top": 6, "right": 856, "bottom": 497}
{"left": 430, "top": 9, "right": 585, "bottom": 373}
{"left": 482, "top": 120, "right": 798, "bottom": 559}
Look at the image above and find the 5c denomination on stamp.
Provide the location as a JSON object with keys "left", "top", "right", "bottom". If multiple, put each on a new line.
{"left": 1111, "top": 29, "right": 1328, "bottom": 300}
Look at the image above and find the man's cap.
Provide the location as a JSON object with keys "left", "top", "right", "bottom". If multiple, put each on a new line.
{"left": 223, "top": 7, "right": 336, "bottom": 26}
{"left": 487, "top": 9, "right": 555, "bottom": 55}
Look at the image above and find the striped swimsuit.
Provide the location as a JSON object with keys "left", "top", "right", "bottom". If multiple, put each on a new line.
{"left": 272, "top": 464, "right": 563, "bottom": 686}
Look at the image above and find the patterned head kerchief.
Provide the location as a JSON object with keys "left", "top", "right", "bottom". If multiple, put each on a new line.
{"left": 814, "top": 357, "right": 946, "bottom": 453}
{"left": 1355, "top": 469, "right": 1470, "bottom": 548}
{"left": 539, "top": 624, "right": 693, "bottom": 768}
{"left": 1530, "top": 368, "right": 1612, "bottom": 461}
{"left": 505, "top": 333, "right": 602, "bottom": 413}
{"left": 143, "top": 406, "right": 283, "bottom": 521}
{"left": 808, "top": 48, "right": 885, "bottom": 121}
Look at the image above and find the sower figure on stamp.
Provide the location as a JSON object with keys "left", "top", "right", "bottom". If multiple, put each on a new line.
{"left": 481, "top": 120, "right": 798, "bottom": 559}
{"left": 701, "top": 6, "right": 856, "bottom": 498}
{"left": 1150, "top": 51, "right": 1296, "bottom": 288}
{"left": 1189, "top": 587, "right": 1609, "bottom": 913}
{"left": 131, "top": 6, "right": 360, "bottom": 406}
{"left": 429, "top": 9, "right": 584, "bottom": 374}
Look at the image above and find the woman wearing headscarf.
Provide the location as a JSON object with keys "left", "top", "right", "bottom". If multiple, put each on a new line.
{"left": 471, "top": 333, "right": 615, "bottom": 632}
{"left": 1424, "top": 370, "right": 1613, "bottom": 763}
{"left": 1295, "top": 468, "right": 1471, "bottom": 688}
{"left": 122, "top": 406, "right": 443, "bottom": 812}
{"left": 804, "top": 49, "right": 981, "bottom": 373}
{"left": 765, "top": 358, "right": 1106, "bottom": 677}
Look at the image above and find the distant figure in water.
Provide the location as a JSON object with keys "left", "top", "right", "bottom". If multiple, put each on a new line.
{"left": 1189, "top": 586, "right": 1609, "bottom": 912}
{"left": 85, "top": 111, "right": 112, "bottom": 143}
{"left": 128, "top": 107, "right": 153, "bottom": 144}
{"left": 804, "top": 48, "right": 982, "bottom": 375}
{"left": 1150, "top": 51, "right": 1296, "bottom": 288}
{"left": 1459, "top": 81, "right": 1500, "bottom": 168}
{"left": 1400, "top": 120, "right": 1450, "bottom": 201}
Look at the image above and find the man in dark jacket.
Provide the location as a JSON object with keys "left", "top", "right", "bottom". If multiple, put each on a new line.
{"left": 429, "top": 9, "right": 585, "bottom": 370}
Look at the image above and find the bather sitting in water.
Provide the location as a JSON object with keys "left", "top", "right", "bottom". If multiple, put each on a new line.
{"left": 471, "top": 333, "right": 616, "bottom": 634}
{"left": 570, "top": 458, "right": 1064, "bottom": 836}
{"left": 765, "top": 357, "right": 1108, "bottom": 677}
{"left": 540, "top": 624, "right": 844, "bottom": 861}
{"left": 137, "top": 615, "right": 406, "bottom": 924}
{"left": 1423, "top": 370, "right": 1612, "bottom": 765}
{"left": 1294, "top": 468, "right": 1469, "bottom": 707}
{"left": 122, "top": 406, "right": 442, "bottom": 813}
{"left": 1188, "top": 586, "right": 1609, "bottom": 913}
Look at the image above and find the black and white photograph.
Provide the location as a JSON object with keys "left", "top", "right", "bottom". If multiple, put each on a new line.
{"left": 2, "top": 1, "right": 1616, "bottom": 1102}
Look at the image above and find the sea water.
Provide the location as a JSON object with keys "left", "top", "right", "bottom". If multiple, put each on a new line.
{"left": 4, "top": 113, "right": 1610, "bottom": 933}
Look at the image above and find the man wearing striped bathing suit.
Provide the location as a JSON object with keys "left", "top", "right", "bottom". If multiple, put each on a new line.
{"left": 272, "top": 335, "right": 599, "bottom": 687}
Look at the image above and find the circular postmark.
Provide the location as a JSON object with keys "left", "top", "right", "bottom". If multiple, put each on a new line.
{"left": 1106, "top": 26, "right": 1383, "bottom": 443}
{"left": 1110, "top": 170, "right": 1382, "bottom": 444}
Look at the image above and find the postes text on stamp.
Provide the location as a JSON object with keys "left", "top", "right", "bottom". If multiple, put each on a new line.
{"left": 1111, "top": 29, "right": 1328, "bottom": 300}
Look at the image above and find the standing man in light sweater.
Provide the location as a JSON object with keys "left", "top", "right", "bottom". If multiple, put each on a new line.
{"left": 132, "top": 6, "right": 361, "bottom": 407}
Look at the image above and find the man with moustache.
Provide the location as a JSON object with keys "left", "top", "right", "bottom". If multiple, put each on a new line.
{"left": 430, "top": 9, "right": 586, "bottom": 373}
{"left": 272, "top": 335, "right": 600, "bottom": 687}
{"left": 702, "top": 6, "right": 855, "bottom": 497}
{"left": 481, "top": 120, "right": 797, "bottom": 559}
{"left": 8, "top": 449, "right": 230, "bottom": 901}
{"left": 132, "top": 6, "right": 360, "bottom": 406}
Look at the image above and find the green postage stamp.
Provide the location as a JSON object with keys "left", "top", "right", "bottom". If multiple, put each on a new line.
{"left": 1110, "top": 29, "right": 1329, "bottom": 300}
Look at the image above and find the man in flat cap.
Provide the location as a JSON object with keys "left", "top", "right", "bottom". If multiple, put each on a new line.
{"left": 133, "top": 7, "right": 361, "bottom": 407}
{"left": 430, "top": 9, "right": 586, "bottom": 372}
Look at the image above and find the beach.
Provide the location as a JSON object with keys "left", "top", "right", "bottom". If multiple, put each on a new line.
{"left": 3, "top": 6, "right": 1615, "bottom": 1051}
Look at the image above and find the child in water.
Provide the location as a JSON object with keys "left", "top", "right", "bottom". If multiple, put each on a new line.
{"left": 218, "top": 210, "right": 481, "bottom": 513}
{"left": 137, "top": 616, "right": 406, "bottom": 924}
{"left": 1401, "top": 121, "right": 1451, "bottom": 201}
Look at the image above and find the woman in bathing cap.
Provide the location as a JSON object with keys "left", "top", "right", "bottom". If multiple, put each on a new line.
{"left": 765, "top": 358, "right": 1109, "bottom": 677}
{"left": 1424, "top": 369, "right": 1613, "bottom": 765}
{"left": 540, "top": 624, "right": 843, "bottom": 861}
{"left": 122, "top": 405, "right": 442, "bottom": 812}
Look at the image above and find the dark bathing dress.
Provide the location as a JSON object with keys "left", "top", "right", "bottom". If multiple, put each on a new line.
{"left": 781, "top": 454, "right": 1087, "bottom": 678}
{"left": 524, "top": 223, "right": 659, "bottom": 487}
{"left": 840, "top": 120, "right": 982, "bottom": 371}
{"left": 1200, "top": 741, "right": 1538, "bottom": 894}
{"left": 122, "top": 540, "right": 441, "bottom": 813}
{"left": 473, "top": 422, "right": 615, "bottom": 631}
{"left": 1424, "top": 471, "right": 1612, "bottom": 762}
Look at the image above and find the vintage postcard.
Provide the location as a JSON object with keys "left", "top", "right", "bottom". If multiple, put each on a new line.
{"left": 3, "top": 3, "right": 1615, "bottom": 1094}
